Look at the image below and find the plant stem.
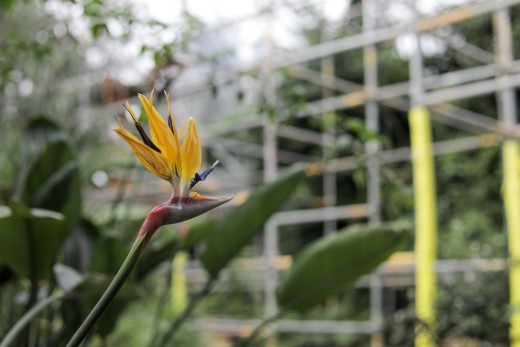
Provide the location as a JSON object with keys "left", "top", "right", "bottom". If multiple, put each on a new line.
{"left": 233, "top": 310, "right": 285, "bottom": 347}
{"left": 65, "top": 233, "right": 151, "bottom": 347}
{"left": 156, "top": 277, "right": 216, "bottom": 347}
{"left": 0, "top": 292, "right": 65, "bottom": 347}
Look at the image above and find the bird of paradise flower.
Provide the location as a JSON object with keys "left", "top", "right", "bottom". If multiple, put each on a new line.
{"left": 114, "top": 91, "right": 230, "bottom": 238}
{"left": 66, "top": 92, "right": 230, "bottom": 347}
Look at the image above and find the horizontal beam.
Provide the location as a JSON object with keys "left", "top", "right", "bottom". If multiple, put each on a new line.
{"left": 190, "top": 318, "right": 375, "bottom": 335}
{"left": 431, "top": 30, "right": 495, "bottom": 64}
{"left": 328, "top": 133, "right": 500, "bottom": 172}
{"left": 209, "top": 137, "right": 317, "bottom": 164}
{"left": 275, "top": 203, "right": 369, "bottom": 225}
{"left": 425, "top": 72, "right": 520, "bottom": 107}
{"left": 277, "top": 124, "right": 337, "bottom": 146}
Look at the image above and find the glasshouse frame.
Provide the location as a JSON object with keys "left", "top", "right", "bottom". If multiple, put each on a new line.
{"left": 99, "top": 0, "right": 520, "bottom": 346}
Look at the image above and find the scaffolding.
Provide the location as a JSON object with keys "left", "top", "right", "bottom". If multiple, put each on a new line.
{"left": 96, "top": 0, "right": 520, "bottom": 345}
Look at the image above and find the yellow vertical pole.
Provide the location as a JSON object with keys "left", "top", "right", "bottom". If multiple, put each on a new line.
{"left": 503, "top": 141, "right": 520, "bottom": 346}
{"left": 409, "top": 106, "right": 437, "bottom": 347}
{"left": 171, "top": 251, "right": 187, "bottom": 314}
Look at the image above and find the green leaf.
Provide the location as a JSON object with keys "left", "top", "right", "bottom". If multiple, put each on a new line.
{"left": 0, "top": 205, "right": 66, "bottom": 280}
{"left": 200, "top": 164, "right": 307, "bottom": 278}
{"left": 21, "top": 117, "right": 67, "bottom": 159}
{"left": 31, "top": 162, "right": 79, "bottom": 211}
{"left": 18, "top": 128, "right": 81, "bottom": 226}
{"left": 31, "top": 142, "right": 80, "bottom": 227}
{"left": 22, "top": 140, "right": 75, "bottom": 203}
{"left": 276, "top": 225, "right": 408, "bottom": 312}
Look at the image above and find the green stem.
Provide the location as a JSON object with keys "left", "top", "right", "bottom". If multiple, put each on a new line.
{"left": 233, "top": 310, "right": 285, "bottom": 347}
{"left": 156, "top": 277, "right": 216, "bottom": 347}
{"left": 0, "top": 292, "right": 65, "bottom": 347}
{"left": 66, "top": 233, "right": 150, "bottom": 347}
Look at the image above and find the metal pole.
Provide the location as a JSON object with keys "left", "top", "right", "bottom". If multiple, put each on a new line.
{"left": 262, "top": 1, "right": 278, "bottom": 344}
{"left": 408, "top": 3, "right": 437, "bottom": 346}
{"left": 363, "top": 0, "right": 381, "bottom": 225}
{"left": 321, "top": 50, "right": 337, "bottom": 236}
{"left": 493, "top": 8, "right": 520, "bottom": 347}
{"left": 363, "top": 1, "right": 384, "bottom": 345}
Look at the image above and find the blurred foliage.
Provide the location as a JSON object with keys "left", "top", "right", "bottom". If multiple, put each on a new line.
{"left": 436, "top": 271, "right": 509, "bottom": 345}
{"left": 386, "top": 270, "right": 509, "bottom": 346}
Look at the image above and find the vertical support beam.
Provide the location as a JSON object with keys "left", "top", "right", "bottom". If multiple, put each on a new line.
{"left": 409, "top": 107, "right": 438, "bottom": 347}
{"left": 263, "top": 90, "right": 279, "bottom": 347}
{"left": 409, "top": 3, "right": 437, "bottom": 346}
{"left": 503, "top": 142, "right": 520, "bottom": 346}
{"left": 363, "top": 1, "right": 383, "bottom": 346}
{"left": 364, "top": 0, "right": 381, "bottom": 225}
{"left": 262, "top": 1, "right": 279, "bottom": 344}
{"left": 493, "top": 8, "right": 520, "bottom": 346}
{"left": 321, "top": 43, "right": 337, "bottom": 235}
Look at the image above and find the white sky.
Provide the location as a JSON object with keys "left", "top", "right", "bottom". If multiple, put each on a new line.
{"left": 43, "top": 0, "right": 472, "bottom": 86}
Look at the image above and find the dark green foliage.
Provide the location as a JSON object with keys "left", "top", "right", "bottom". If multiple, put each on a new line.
{"left": 15, "top": 117, "right": 82, "bottom": 229}
{"left": 436, "top": 147, "right": 506, "bottom": 259}
{"left": 0, "top": 204, "right": 66, "bottom": 280}
{"left": 0, "top": 117, "right": 80, "bottom": 281}
{"left": 386, "top": 271, "right": 509, "bottom": 346}
{"left": 436, "top": 271, "right": 509, "bottom": 345}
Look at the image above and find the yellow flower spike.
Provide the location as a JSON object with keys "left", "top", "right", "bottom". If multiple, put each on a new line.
{"left": 180, "top": 118, "right": 201, "bottom": 191}
{"left": 138, "top": 94, "right": 178, "bottom": 168}
{"left": 113, "top": 120, "right": 172, "bottom": 180}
